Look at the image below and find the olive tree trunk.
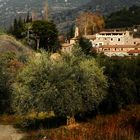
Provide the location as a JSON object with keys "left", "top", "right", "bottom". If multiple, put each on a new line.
{"left": 67, "top": 116, "right": 76, "bottom": 125}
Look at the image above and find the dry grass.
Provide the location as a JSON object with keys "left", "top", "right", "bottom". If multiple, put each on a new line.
{"left": 0, "top": 105, "right": 139, "bottom": 140}
{"left": 0, "top": 34, "right": 32, "bottom": 55}
{"left": 0, "top": 115, "right": 22, "bottom": 125}
{"left": 25, "top": 104, "right": 140, "bottom": 140}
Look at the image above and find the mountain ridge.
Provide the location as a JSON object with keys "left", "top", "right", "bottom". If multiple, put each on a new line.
{"left": 51, "top": 0, "right": 140, "bottom": 33}
{"left": 0, "top": 0, "right": 140, "bottom": 32}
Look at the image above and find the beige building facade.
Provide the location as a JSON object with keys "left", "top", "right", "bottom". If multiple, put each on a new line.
{"left": 61, "top": 26, "right": 140, "bottom": 56}
{"left": 61, "top": 43, "right": 73, "bottom": 53}
{"left": 91, "top": 30, "right": 140, "bottom": 47}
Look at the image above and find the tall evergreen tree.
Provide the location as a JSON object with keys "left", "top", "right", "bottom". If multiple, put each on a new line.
{"left": 31, "top": 20, "right": 59, "bottom": 52}
{"left": 10, "top": 17, "right": 25, "bottom": 39}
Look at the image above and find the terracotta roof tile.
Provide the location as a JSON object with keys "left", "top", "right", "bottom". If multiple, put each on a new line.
{"left": 127, "top": 50, "right": 140, "bottom": 54}
{"left": 99, "top": 45, "right": 139, "bottom": 48}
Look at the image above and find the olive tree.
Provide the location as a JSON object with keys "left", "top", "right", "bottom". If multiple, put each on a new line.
{"left": 12, "top": 46, "right": 107, "bottom": 124}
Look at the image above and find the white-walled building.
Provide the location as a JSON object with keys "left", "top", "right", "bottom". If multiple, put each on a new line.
{"left": 61, "top": 26, "right": 140, "bottom": 56}
{"left": 91, "top": 30, "right": 140, "bottom": 47}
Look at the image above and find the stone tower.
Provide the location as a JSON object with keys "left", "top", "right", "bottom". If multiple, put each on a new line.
{"left": 74, "top": 26, "right": 79, "bottom": 38}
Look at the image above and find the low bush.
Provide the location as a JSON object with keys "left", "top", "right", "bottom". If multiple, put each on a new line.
{"left": 15, "top": 116, "right": 67, "bottom": 131}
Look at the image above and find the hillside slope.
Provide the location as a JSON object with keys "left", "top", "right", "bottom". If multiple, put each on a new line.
{"left": 0, "top": 34, "right": 31, "bottom": 55}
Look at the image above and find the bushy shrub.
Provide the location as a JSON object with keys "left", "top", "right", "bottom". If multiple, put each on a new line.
{"left": 12, "top": 47, "right": 107, "bottom": 122}
{"left": 97, "top": 55, "right": 140, "bottom": 113}
{"left": 15, "top": 116, "right": 66, "bottom": 130}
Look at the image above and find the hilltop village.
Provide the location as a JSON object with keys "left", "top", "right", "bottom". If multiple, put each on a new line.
{"left": 61, "top": 27, "right": 140, "bottom": 56}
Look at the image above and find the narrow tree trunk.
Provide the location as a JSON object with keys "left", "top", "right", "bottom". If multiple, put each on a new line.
{"left": 36, "top": 39, "right": 40, "bottom": 50}
{"left": 27, "top": 29, "right": 29, "bottom": 44}
{"left": 67, "top": 116, "right": 76, "bottom": 125}
{"left": 84, "top": 26, "right": 87, "bottom": 35}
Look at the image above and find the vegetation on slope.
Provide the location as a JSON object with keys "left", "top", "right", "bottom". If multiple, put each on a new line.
{"left": 0, "top": 34, "right": 31, "bottom": 55}
{"left": 106, "top": 5, "right": 140, "bottom": 28}
{"left": 0, "top": 34, "right": 32, "bottom": 114}
{"left": 96, "top": 55, "right": 140, "bottom": 113}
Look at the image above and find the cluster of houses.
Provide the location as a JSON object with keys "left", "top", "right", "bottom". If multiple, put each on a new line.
{"left": 61, "top": 27, "right": 140, "bottom": 57}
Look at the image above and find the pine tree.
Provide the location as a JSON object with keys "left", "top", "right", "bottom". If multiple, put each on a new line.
{"left": 10, "top": 17, "right": 25, "bottom": 39}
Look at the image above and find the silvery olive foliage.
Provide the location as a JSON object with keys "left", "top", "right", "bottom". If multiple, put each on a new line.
{"left": 12, "top": 46, "right": 107, "bottom": 117}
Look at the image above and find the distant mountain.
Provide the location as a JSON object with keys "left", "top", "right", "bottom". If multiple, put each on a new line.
{"left": 0, "top": 0, "right": 90, "bottom": 28}
{"left": 0, "top": 0, "right": 140, "bottom": 32}
{"left": 51, "top": 0, "right": 140, "bottom": 33}
{"left": 79, "top": 0, "right": 140, "bottom": 15}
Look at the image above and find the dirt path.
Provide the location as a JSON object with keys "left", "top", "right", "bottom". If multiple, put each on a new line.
{"left": 0, "top": 125, "right": 25, "bottom": 140}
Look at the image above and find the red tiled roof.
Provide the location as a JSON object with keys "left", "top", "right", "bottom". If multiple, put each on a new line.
{"left": 99, "top": 45, "right": 138, "bottom": 48}
{"left": 127, "top": 50, "right": 140, "bottom": 54}
{"left": 99, "top": 31, "right": 126, "bottom": 34}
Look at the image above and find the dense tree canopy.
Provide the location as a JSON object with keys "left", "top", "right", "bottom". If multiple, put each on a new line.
{"left": 32, "top": 20, "right": 59, "bottom": 52}
{"left": 79, "top": 37, "right": 92, "bottom": 55}
{"left": 96, "top": 55, "right": 140, "bottom": 113}
{"left": 12, "top": 46, "right": 107, "bottom": 119}
{"left": 105, "top": 5, "right": 140, "bottom": 28}
{"left": 9, "top": 17, "right": 26, "bottom": 39}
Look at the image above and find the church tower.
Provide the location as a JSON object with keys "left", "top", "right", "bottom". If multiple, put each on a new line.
{"left": 74, "top": 26, "right": 79, "bottom": 38}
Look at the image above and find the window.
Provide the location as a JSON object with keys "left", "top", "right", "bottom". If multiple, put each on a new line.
{"left": 99, "top": 43, "right": 102, "bottom": 46}
{"left": 118, "top": 38, "right": 120, "bottom": 41}
{"left": 111, "top": 38, "right": 113, "bottom": 41}
{"left": 134, "top": 42, "right": 136, "bottom": 44}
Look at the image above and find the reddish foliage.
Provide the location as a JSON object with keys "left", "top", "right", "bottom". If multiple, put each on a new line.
{"left": 7, "top": 59, "right": 24, "bottom": 73}
{"left": 26, "top": 105, "right": 140, "bottom": 140}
